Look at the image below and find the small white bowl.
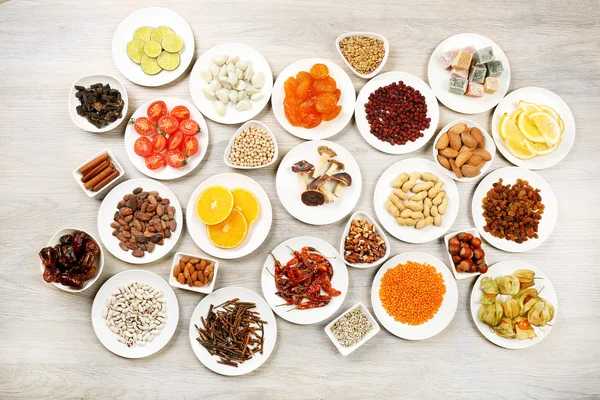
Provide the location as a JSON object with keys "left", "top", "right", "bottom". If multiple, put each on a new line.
{"left": 339, "top": 210, "right": 391, "bottom": 268}
{"left": 432, "top": 119, "right": 496, "bottom": 182}
{"left": 39, "top": 228, "right": 104, "bottom": 292}
{"left": 443, "top": 228, "right": 489, "bottom": 281}
{"left": 72, "top": 149, "right": 125, "bottom": 198}
{"left": 335, "top": 32, "right": 389, "bottom": 79}
{"left": 325, "top": 302, "right": 380, "bottom": 356}
{"left": 223, "top": 120, "right": 279, "bottom": 170}
{"left": 168, "top": 252, "right": 218, "bottom": 295}
{"left": 69, "top": 74, "right": 129, "bottom": 133}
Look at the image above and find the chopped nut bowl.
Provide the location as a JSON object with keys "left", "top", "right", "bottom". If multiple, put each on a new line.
{"left": 339, "top": 210, "right": 391, "bottom": 268}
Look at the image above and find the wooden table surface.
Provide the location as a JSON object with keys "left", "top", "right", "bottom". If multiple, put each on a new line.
{"left": 1, "top": 0, "right": 599, "bottom": 398}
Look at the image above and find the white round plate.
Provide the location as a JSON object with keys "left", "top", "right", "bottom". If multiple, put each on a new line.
{"left": 261, "top": 236, "right": 349, "bottom": 325}
{"left": 186, "top": 173, "right": 272, "bottom": 259}
{"left": 355, "top": 71, "right": 440, "bottom": 154}
{"left": 491, "top": 87, "right": 575, "bottom": 170}
{"left": 471, "top": 167, "right": 557, "bottom": 252}
{"left": 91, "top": 269, "right": 179, "bottom": 358}
{"left": 374, "top": 158, "right": 459, "bottom": 243}
{"left": 276, "top": 140, "right": 362, "bottom": 225}
{"left": 371, "top": 252, "right": 458, "bottom": 340}
{"left": 470, "top": 260, "right": 557, "bottom": 349}
{"left": 98, "top": 178, "right": 183, "bottom": 264}
{"left": 189, "top": 287, "right": 277, "bottom": 376}
{"left": 124, "top": 97, "right": 209, "bottom": 180}
{"left": 272, "top": 58, "right": 355, "bottom": 140}
{"left": 112, "top": 7, "right": 195, "bottom": 87}
{"left": 69, "top": 75, "right": 128, "bottom": 133}
{"left": 189, "top": 43, "right": 274, "bottom": 124}
{"left": 428, "top": 33, "right": 511, "bottom": 114}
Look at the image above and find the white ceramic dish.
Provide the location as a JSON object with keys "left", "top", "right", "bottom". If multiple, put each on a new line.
{"left": 91, "top": 269, "right": 179, "bottom": 358}
{"left": 470, "top": 260, "right": 557, "bottom": 349}
{"left": 355, "top": 71, "right": 440, "bottom": 154}
{"left": 124, "top": 97, "right": 209, "bottom": 180}
{"left": 261, "top": 236, "right": 349, "bottom": 325}
{"left": 371, "top": 252, "right": 458, "bottom": 340}
{"left": 112, "top": 7, "right": 195, "bottom": 87}
{"left": 339, "top": 211, "right": 391, "bottom": 268}
{"left": 276, "top": 140, "right": 362, "bottom": 226}
{"left": 272, "top": 58, "right": 356, "bottom": 140}
{"left": 186, "top": 173, "right": 272, "bottom": 259}
{"left": 443, "top": 228, "right": 489, "bottom": 281}
{"left": 491, "top": 87, "right": 575, "bottom": 170}
{"left": 427, "top": 33, "right": 511, "bottom": 114}
{"left": 189, "top": 43, "right": 274, "bottom": 124}
{"left": 189, "top": 287, "right": 277, "bottom": 376}
{"left": 168, "top": 252, "right": 218, "bottom": 295}
{"left": 374, "top": 158, "right": 459, "bottom": 243}
{"left": 97, "top": 178, "right": 183, "bottom": 264}
{"left": 325, "top": 302, "right": 380, "bottom": 356}
{"left": 72, "top": 149, "right": 125, "bottom": 198}
{"left": 69, "top": 75, "right": 129, "bottom": 133}
{"left": 39, "top": 228, "right": 104, "bottom": 293}
{"left": 432, "top": 119, "right": 496, "bottom": 182}
{"left": 223, "top": 120, "right": 278, "bottom": 170}
{"left": 335, "top": 32, "right": 389, "bottom": 79}
{"left": 471, "top": 167, "right": 558, "bottom": 252}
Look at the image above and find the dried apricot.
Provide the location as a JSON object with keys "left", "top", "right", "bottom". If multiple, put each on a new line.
{"left": 295, "top": 79, "right": 312, "bottom": 100}
{"left": 313, "top": 76, "right": 336, "bottom": 93}
{"left": 301, "top": 112, "right": 322, "bottom": 129}
{"left": 322, "top": 105, "right": 342, "bottom": 121}
{"left": 310, "top": 63, "right": 329, "bottom": 79}
{"left": 284, "top": 77, "right": 299, "bottom": 97}
{"left": 296, "top": 71, "right": 313, "bottom": 84}
{"left": 316, "top": 92, "right": 338, "bottom": 114}
{"left": 333, "top": 88, "right": 341, "bottom": 101}
{"left": 299, "top": 96, "right": 318, "bottom": 114}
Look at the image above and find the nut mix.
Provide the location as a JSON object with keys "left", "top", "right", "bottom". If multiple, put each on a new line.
{"left": 447, "top": 232, "right": 488, "bottom": 274}
{"left": 343, "top": 219, "right": 386, "bottom": 264}
{"left": 330, "top": 307, "right": 373, "bottom": 347}
{"left": 173, "top": 256, "right": 214, "bottom": 287}
{"left": 339, "top": 35, "right": 385, "bottom": 75}
{"left": 111, "top": 187, "right": 177, "bottom": 258}
{"left": 435, "top": 122, "right": 491, "bottom": 178}
{"left": 228, "top": 125, "right": 275, "bottom": 167}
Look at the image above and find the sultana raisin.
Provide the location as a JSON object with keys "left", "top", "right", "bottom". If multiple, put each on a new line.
{"left": 315, "top": 92, "right": 338, "bottom": 113}
{"left": 309, "top": 63, "right": 329, "bottom": 79}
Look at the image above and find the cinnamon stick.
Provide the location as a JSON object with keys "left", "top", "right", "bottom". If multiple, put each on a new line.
{"left": 81, "top": 160, "right": 109, "bottom": 182}
{"left": 93, "top": 169, "right": 119, "bottom": 192}
{"left": 79, "top": 153, "right": 109, "bottom": 174}
{"left": 85, "top": 165, "right": 114, "bottom": 190}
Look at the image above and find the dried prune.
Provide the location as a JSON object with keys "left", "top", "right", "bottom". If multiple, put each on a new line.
{"left": 55, "top": 244, "right": 67, "bottom": 267}
{"left": 79, "top": 252, "right": 96, "bottom": 270}
{"left": 39, "top": 247, "right": 57, "bottom": 267}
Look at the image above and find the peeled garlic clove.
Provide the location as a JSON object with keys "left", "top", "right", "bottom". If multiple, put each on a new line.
{"left": 246, "top": 85, "right": 260, "bottom": 95}
{"left": 236, "top": 100, "right": 252, "bottom": 111}
{"left": 227, "top": 55, "right": 239, "bottom": 64}
{"left": 209, "top": 79, "right": 222, "bottom": 92}
{"left": 251, "top": 72, "right": 265, "bottom": 89}
{"left": 212, "top": 55, "right": 228, "bottom": 66}
{"left": 234, "top": 80, "right": 246, "bottom": 91}
{"left": 202, "top": 88, "right": 215, "bottom": 99}
{"left": 228, "top": 90, "right": 238, "bottom": 103}
{"left": 235, "top": 61, "right": 248, "bottom": 71}
{"left": 228, "top": 73, "right": 238, "bottom": 86}
{"left": 251, "top": 92, "right": 264, "bottom": 101}
{"left": 218, "top": 75, "right": 230, "bottom": 87}
{"left": 199, "top": 70, "right": 212, "bottom": 83}
{"left": 226, "top": 63, "right": 236, "bottom": 73}
{"left": 244, "top": 64, "right": 253, "bottom": 81}
{"left": 207, "top": 63, "right": 219, "bottom": 77}
{"left": 218, "top": 65, "right": 227, "bottom": 77}
{"left": 214, "top": 100, "right": 226, "bottom": 116}
{"left": 237, "top": 90, "right": 247, "bottom": 101}
{"left": 216, "top": 89, "right": 230, "bottom": 104}
{"left": 236, "top": 68, "right": 243, "bottom": 79}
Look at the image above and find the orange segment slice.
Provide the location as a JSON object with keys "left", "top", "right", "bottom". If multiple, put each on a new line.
{"left": 206, "top": 209, "right": 248, "bottom": 248}
{"left": 196, "top": 186, "right": 234, "bottom": 225}
{"left": 231, "top": 188, "right": 260, "bottom": 226}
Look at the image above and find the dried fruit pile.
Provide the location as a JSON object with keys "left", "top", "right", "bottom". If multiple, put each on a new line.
{"left": 74, "top": 83, "right": 124, "bottom": 128}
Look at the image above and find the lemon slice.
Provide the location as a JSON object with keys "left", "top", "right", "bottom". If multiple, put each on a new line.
{"left": 162, "top": 34, "right": 184, "bottom": 53}
{"left": 516, "top": 111, "right": 545, "bottom": 143}
{"left": 133, "top": 26, "right": 154, "bottom": 43}
{"left": 140, "top": 54, "right": 162, "bottom": 75}
{"left": 505, "top": 135, "right": 535, "bottom": 159}
{"left": 143, "top": 40, "right": 162, "bottom": 57}
{"left": 510, "top": 108, "right": 523, "bottom": 122}
{"left": 126, "top": 39, "right": 146, "bottom": 64}
{"left": 157, "top": 51, "right": 180, "bottom": 71}
{"left": 499, "top": 112, "right": 522, "bottom": 141}
{"left": 540, "top": 105, "right": 559, "bottom": 121}
{"left": 518, "top": 100, "right": 543, "bottom": 114}
{"left": 528, "top": 111, "right": 561, "bottom": 146}
{"left": 525, "top": 138, "right": 561, "bottom": 156}
{"left": 151, "top": 26, "right": 175, "bottom": 43}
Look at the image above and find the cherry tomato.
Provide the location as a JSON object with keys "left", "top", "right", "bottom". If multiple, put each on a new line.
{"left": 516, "top": 319, "right": 531, "bottom": 330}
{"left": 147, "top": 101, "right": 167, "bottom": 123}
{"left": 152, "top": 134, "right": 168, "bottom": 153}
{"left": 170, "top": 105, "right": 190, "bottom": 122}
{"left": 182, "top": 136, "right": 199, "bottom": 156}
{"left": 145, "top": 153, "right": 166, "bottom": 170}
{"left": 165, "top": 150, "right": 188, "bottom": 168}
{"left": 134, "top": 137, "right": 152, "bottom": 157}
{"left": 132, "top": 117, "right": 156, "bottom": 136}
{"left": 158, "top": 115, "right": 179, "bottom": 135}
{"left": 167, "top": 130, "right": 184, "bottom": 150}
{"left": 179, "top": 119, "right": 200, "bottom": 136}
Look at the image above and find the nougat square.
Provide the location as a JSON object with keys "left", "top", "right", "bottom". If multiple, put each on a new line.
{"left": 465, "top": 82, "right": 484, "bottom": 97}
{"left": 462, "top": 45, "right": 476, "bottom": 55}
{"left": 448, "top": 77, "right": 468, "bottom": 95}
{"left": 483, "top": 77, "right": 500, "bottom": 94}
{"left": 485, "top": 60, "right": 504, "bottom": 77}
{"left": 474, "top": 46, "right": 494, "bottom": 65}
{"left": 450, "top": 68, "right": 469, "bottom": 79}
{"left": 451, "top": 51, "right": 472, "bottom": 70}
{"left": 468, "top": 64, "right": 487, "bottom": 83}
{"left": 440, "top": 48, "right": 458, "bottom": 69}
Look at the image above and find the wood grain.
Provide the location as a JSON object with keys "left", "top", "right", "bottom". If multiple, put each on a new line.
{"left": 1, "top": 0, "right": 599, "bottom": 398}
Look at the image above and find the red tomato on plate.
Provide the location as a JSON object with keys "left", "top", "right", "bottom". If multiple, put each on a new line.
{"left": 147, "top": 101, "right": 167, "bottom": 123}
{"left": 133, "top": 117, "right": 156, "bottom": 136}
{"left": 158, "top": 115, "right": 179, "bottom": 134}
{"left": 134, "top": 137, "right": 152, "bottom": 157}
{"left": 182, "top": 135, "right": 199, "bottom": 156}
{"left": 165, "top": 150, "right": 187, "bottom": 168}
{"left": 179, "top": 119, "right": 200, "bottom": 136}
{"left": 170, "top": 105, "right": 190, "bottom": 122}
{"left": 145, "top": 153, "right": 166, "bottom": 170}
{"left": 168, "top": 130, "right": 184, "bottom": 150}
{"left": 152, "top": 134, "right": 168, "bottom": 153}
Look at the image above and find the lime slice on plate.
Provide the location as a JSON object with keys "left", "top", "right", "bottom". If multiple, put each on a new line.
{"left": 144, "top": 40, "right": 162, "bottom": 57}
{"left": 162, "top": 34, "right": 184, "bottom": 53}
{"left": 157, "top": 51, "right": 180, "bottom": 71}
{"left": 151, "top": 26, "right": 175, "bottom": 43}
{"left": 141, "top": 54, "right": 162, "bottom": 75}
{"left": 126, "top": 39, "right": 146, "bottom": 64}
{"left": 133, "top": 26, "right": 154, "bottom": 43}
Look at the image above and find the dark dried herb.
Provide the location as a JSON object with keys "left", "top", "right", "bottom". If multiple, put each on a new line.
{"left": 75, "top": 83, "right": 124, "bottom": 128}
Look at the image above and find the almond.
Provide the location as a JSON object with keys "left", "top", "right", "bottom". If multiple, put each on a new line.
{"left": 193, "top": 281, "right": 204, "bottom": 287}
{"left": 466, "top": 154, "right": 484, "bottom": 166}
{"left": 183, "top": 266, "right": 190, "bottom": 278}
{"left": 435, "top": 133, "right": 450, "bottom": 149}
{"left": 437, "top": 154, "right": 451, "bottom": 170}
{"left": 472, "top": 148, "right": 492, "bottom": 161}
{"left": 461, "top": 164, "right": 480, "bottom": 178}
{"left": 448, "top": 123, "right": 468, "bottom": 135}
{"left": 448, "top": 131, "right": 462, "bottom": 151}
{"left": 173, "top": 264, "right": 181, "bottom": 277}
{"left": 460, "top": 145, "right": 475, "bottom": 153}
{"left": 470, "top": 127, "right": 485, "bottom": 146}
{"left": 449, "top": 158, "right": 463, "bottom": 178}
{"left": 177, "top": 273, "right": 185, "bottom": 284}
{"left": 461, "top": 132, "right": 478, "bottom": 148}
{"left": 440, "top": 147, "right": 459, "bottom": 158}
{"left": 455, "top": 151, "right": 473, "bottom": 168}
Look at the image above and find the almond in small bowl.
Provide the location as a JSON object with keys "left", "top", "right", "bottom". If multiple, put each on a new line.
{"left": 168, "top": 252, "right": 218, "bottom": 294}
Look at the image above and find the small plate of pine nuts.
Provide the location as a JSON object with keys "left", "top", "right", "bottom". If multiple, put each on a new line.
{"left": 335, "top": 32, "right": 389, "bottom": 79}
{"left": 223, "top": 120, "right": 278, "bottom": 170}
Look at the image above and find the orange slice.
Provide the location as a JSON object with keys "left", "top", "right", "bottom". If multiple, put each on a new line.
{"left": 196, "top": 186, "right": 234, "bottom": 225}
{"left": 231, "top": 188, "right": 260, "bottom": 226}
{"left": 206, "top": 209, "right": 248, "bottom": 248}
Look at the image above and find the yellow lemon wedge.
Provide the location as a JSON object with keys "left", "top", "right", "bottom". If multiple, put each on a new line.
{"left": 502, "top": 117, "right": 535, "bottom": 160}
{"left": 510, "top": 109, "right": 523, "bottom": 122}
{"left": 196, "top": 186, "right": 234, "bottom": 225}
{"left": 231, "top": 188, "right": 260, "bottom": 226}
{"left": 528, "top": 111, "right": 561, "bottom": 146}
{"left": 499, "top": 112, "right": 522, "bottom": 141}
{"left": 207, "top": 209, "right": 248, "bottom": 249}
{"left": 518, "top": 100, "right": 543, "bottom": 115}
{"left": 524, "top": 138, "right": 561, "bottom": 156}
{"left": 540, "top": 105, "right": 559, "bottom": 121}
{"left": 516, "top": 111, "right": 546, "bottom": 143}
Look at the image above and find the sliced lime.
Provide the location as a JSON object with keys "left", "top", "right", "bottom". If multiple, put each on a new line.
{"left": 141, "top": 54, "right": 163, "bottom": 75}
{"left": 133, "top": 26, "right": 154, "bottom": 43}
{"left": 143, "top": 40, "right": 162, "bottom": 57}
{"left": 157, "top": 51, "right": 180, "bottom": 71}
{"left": 126, "top": 39, "right": 146, "bottom": 64}
{"left": 151, "top": 26, "right": 175, "bottom": 43}
{"left": 162, "top": 34, "right": 184, "bottom": 53}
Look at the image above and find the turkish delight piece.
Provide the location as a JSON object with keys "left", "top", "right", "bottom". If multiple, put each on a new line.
{"left": 468, "top": 64, "right": 487, "bottom": 83}
{"left": 465, "top": 82, "right": 484, "bottom": 98}
{"left": 451, "top": 51, "right": 472, "bottom": 70}
{"left": 448, "top": 77, "right": 468, "bottom": 95}
{"left": 440, "top": 48, "right": 458, "bottom": 69}
{"left": 486, "top": 60, "right": 504, "bottom": 77}
{"left": 483, "top": 77, "right": 500, "bottom": 94}
{"left": 474, "top": 46, "right": 494, "bottom": 65}
{"left": 450, "top": 68, "right": 469, "bottom": 79}
{"left": 462, "top": 45, "right": 476, "bottom": 55}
